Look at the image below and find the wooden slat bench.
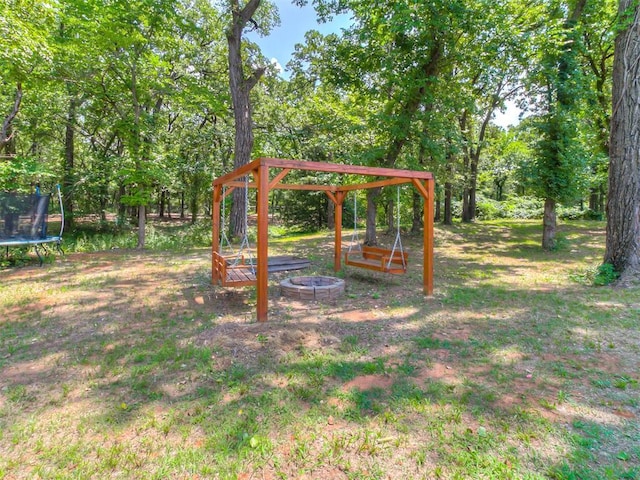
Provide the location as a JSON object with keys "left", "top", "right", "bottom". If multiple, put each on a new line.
{"left": 212, "top": 250, "right": 257, "bottom": 287}
{"left": 212, "top": 252, "right": 312, "bottom": 287}
{"left": 344, "top": 245, "right": 408, "bottom": 275}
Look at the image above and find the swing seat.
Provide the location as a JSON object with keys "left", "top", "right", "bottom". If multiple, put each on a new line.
{"left": 344, "top": 245, "right": 408, "bottom": 275}
{"left": 212, "top": 251, "right": 257, "bottom": 287}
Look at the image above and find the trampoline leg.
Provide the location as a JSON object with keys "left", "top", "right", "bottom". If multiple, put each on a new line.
{"left": 35, "top": 244, "right": 44, "bottom": 266}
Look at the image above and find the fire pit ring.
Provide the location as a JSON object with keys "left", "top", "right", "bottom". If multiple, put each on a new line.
{"left": 280, "top": 275, "right": 345, "bottom": 301}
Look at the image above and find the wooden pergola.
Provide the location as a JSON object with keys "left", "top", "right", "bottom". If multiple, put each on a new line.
{"left": 212, "top": 158, "right": 435, "bottom": 322}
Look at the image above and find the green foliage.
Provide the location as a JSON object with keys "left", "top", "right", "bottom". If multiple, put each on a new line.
{"left": 278, "top": 190, "right": 328, "bottom": 232}
{"left": 528, "top": 111, "right": 590, "bottom": 204}
{"left": 145, "top": 221, "right": 212, "bottom": 250}
{"left": 63, "top": 218, "right": 212, "bottom": 253}
{"left": 473, "top": 195, "right": 543, "bottom": 220}
{"left": 467, "top": 194, "right": 601, "bottom": 222}
{"left": 557, "top": 205, "right": 599, "bottom": 221}
{"left": 571, "top": 263, "right": 620, "bottom": 287}
{"left": 0, "top": 0, "right": 618, "bottom": 250}
{"left": 593, "top": 263, "right": 620, "bottom": 286}
{"left": 0, "top": 157, "right": 54, "bottom": 192}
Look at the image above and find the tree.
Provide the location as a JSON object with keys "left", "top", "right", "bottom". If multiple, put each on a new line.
{"left": 0, "top": 1, "right": 54, "bottom": 155}
{"left": 580, "top": 0, "right": 616, "bottom": 216}
{"left": 295, "top": 0, "right": 466, "bottom": 244}
{"left": 89, "top": 0, "right": 186, "bottom": 248}
{"left": 225, "top": 0, "right": 277, "bottom": 239}
{"left": 53, "top": 0, "right": 97, "bottom": 231}
{"left": 455, "top": 0, "right": 527, "bottom": 222}
{"left": 604, "top": 0, "right": 640, "bottom": 283}
{"left": 525, "top": 0, "right": 589, "bottom": 250}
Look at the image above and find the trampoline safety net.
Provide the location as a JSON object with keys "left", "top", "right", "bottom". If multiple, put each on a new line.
{"left": 0, "top": 193, "right": 51, "bottom": 241}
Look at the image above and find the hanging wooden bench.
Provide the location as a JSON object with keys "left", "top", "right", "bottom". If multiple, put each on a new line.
{"left": 344, "top": 245, "right": 408, "bottom": 275}
{"left": 212, "top": 251, "right": 311, "bottom": 287}
{"left": 212, "top": 251, "right": 256, "bottom": 287}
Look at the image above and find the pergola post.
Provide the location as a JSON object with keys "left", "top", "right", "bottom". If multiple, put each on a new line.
{"left": 326, "top": 191, "right": 346, "bottom": 272}
{"left": 425, "top": 178, "right": 435, "bottom": 296}
{"left": 412, "top": 178, "right": 434, "bottom": 296}
{"left": 256, "top": 162, "right": 270, "bottom": 321}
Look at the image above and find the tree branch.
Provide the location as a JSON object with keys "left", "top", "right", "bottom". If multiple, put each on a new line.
{"left": 1, "top": 83, "right": 23, "bottom": 150}
{"left": 246, "top": 66, "right": 266, "bottom": 91}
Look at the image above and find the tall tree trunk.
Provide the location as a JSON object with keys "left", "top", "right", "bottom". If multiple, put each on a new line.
{"left": 159, "top": 189, "right": 166, "bottom": 218}
{"left": 364, "top": 40, "right": 443, "bottom": 245}
{"left": 585, "top": 26, "right": 614, "bottom": 216}
{"left": 1, "top": 83, "right": 22, "bottom": 153}
{"left": 226, "top": 0, "right": 265, "bottom": 239}
{"left": 327, "top": 198, "right": 335, "bottom": 230}
{"left": 364, "top": 188, "right": 381, "bottom": 246}
{"left": 460, "top": 87, "right": 503, "bottom": 222}
{"left": 117, "top": 184, "right": 126, "bottom": 225}
{"left": 190, "top": 179, "right": 199, "bottom": 224}
{"left": 461, "top": 188, "right": 471, "bottom": 222}
{"left": 540, "top": 0, "right": 587, "bottom": 250}
{"left": 443, "top": 155, "right": 454, "bottom": 226}
{"left": 443, "top": 181, "right": 453, "bottom": 226}
{"left": 385, "top": 198, "right": 394, "bottom": 234}
{"left": 604, "top": 0, "right": 640, "bottom": 283}
{"left": 137, "top": 205, "right": 145, "bottom": 249}
{"left": 542, "top": 198, "right": 557, "bottom": 250}
{"left": 63, "top": 92, "right": 77, "bottom": 232}
{"left": 460, "top": 111, "right": 472, "bottom": 223}
{"left": 411, "top": 189, "right": 422, "bottom": 233}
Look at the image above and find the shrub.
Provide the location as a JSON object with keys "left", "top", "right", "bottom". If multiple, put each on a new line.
{"left": 502, "top": 196, "right": 544, "bottom": 219}
{"left": 476, "top": 196, "right": 505, "bottom": 220}
{"left": 570, "top": 263, "right": 620, "bottom": 286}
{"left": 593, "top": 263, "right": 620, "bottom": 286}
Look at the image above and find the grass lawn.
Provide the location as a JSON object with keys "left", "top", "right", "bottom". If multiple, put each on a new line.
{"left": 1, "top": 219, "right": 638, "bottom": 479}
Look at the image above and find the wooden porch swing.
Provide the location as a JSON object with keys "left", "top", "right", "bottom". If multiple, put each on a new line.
{"left": 213, "top": 177, "right": 311, "bottom": 287}
{"left": 344, "top": 187, "right": 408, "bottom": 275}
{"left": 212, "top": 158, "right": 435, "bottom": 322}
{"left": 213, "top": 177, "right": 257, "bottom": 287}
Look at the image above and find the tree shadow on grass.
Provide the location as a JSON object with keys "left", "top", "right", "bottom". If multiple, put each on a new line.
{"left": 0, "top": 224, "right": 638, "bottom": 478}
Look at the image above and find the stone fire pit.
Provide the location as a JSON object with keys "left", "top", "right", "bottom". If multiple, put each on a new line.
{"left": 280, "top": 276, "right": 345, "bottom": 301}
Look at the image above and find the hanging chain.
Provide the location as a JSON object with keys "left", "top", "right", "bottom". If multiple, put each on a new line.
{"left": 387, "top": 186, "right": 406, "bottom": 270}
{"left": 347, "top": 191, "right": 362, "bottom": 254}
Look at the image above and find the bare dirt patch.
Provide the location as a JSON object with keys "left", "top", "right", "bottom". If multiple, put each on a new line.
{"left": 341, "top": 374, "right": 394, "bottom": 392}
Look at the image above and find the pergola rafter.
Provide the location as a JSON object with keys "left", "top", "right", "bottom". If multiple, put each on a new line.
{"left": 212, "top": 158, "right": 435, "bottom": 322}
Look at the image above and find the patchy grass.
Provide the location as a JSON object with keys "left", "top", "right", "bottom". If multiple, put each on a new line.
{"left": 1, "top": 219, "right": 639, "bottom": 479}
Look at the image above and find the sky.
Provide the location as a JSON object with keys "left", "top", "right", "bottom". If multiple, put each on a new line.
{"left": 249, "top": 1, "right": 351, "bottom": 74}
{"left": 493, "top": 101, "right": 522, "bottom": 128}
{"left": 250, "top": 1, "right": 520, "bottom": 128}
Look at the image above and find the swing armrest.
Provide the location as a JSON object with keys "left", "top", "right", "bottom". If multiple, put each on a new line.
{"left": 213, "top": 251, "right": 249, "bottom": 274}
